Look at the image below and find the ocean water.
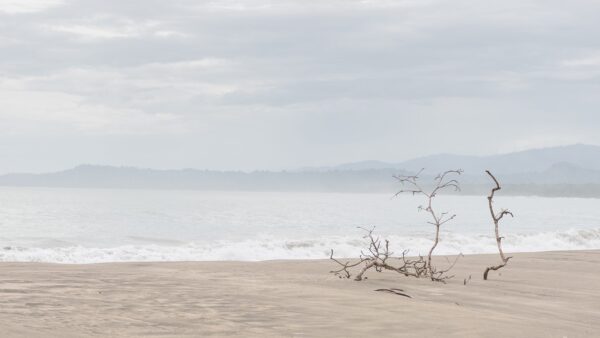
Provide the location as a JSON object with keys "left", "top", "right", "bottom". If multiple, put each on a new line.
{"left": 0, "top": 187, "right": 599, "bottom": 263}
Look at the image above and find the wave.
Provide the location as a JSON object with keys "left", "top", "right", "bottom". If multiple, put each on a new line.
{"left": 1, "top": 228, "right": 599, "bottom": 263}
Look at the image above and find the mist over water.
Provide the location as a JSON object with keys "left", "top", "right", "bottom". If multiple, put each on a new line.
{"left": 0, "top": 187, "right": 599, "bottom": 263}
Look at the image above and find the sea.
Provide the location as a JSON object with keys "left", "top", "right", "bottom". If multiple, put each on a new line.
{"left": 0, "top": 187, "right": 599, "bottom": 263}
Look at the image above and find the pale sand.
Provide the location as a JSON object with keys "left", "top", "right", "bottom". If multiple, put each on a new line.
{"left": 0, "top": 251, "right": 599, "bottom": 337}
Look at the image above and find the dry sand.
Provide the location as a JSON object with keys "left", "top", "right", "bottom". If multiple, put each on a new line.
{"left": 0, "top": 250, "right": 599, "bottom": 337}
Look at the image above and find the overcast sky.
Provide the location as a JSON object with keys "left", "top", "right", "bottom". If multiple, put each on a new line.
{"left": 1, "top": 0, "right": 599, "bottom": 173}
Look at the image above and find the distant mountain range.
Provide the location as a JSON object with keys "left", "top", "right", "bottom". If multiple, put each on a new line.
{"left": 327, "top": 144, "right": 600, "bottom": 174}
{"left": 2, "top": 144, "right": 600, "bottom": 197}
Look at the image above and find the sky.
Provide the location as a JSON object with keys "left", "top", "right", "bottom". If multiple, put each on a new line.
{"left": 1, "top": 0, "right": 599, "bottom": 173}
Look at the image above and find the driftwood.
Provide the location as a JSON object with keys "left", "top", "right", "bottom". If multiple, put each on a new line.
{"left": 330, "top": 227, "right": 427, "bottom": 281}
{"left": 329, "top": 227, "right": 458, "bottom": 283}
{"left": 483, "top": 170, "right": 513, "bottom": 280}
{"left": 393, "top": 169, "right": 463, "bottom": 281}
{"left": 375, "top": 288, "right": 412, "bottom": 298}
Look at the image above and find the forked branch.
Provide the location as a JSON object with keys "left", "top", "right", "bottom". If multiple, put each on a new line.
{"left": 330, "top": 227, "right": 459, "bottom": 283}
{"left": 394, "top": 169, "right": 463, "bottom": 280}
{"left": 330, "top": 227, "right": 449, "bottom": 282}
{"left": 483, "top": 170, "right": 513, "bottom": 280}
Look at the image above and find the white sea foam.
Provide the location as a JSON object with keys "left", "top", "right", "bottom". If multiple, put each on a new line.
{"left": 1, "top": 228, "right": 599, "bottom": 264}
{"left": 2, "top": 188, "right": 600, "bottom": 263}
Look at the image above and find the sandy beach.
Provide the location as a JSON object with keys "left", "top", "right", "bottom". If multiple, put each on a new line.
{"left": 0, "top": 250, "right": 598, "bottom": 337}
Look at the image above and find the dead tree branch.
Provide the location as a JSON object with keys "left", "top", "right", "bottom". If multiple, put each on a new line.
{"left": 330, "top": 227, "right": 435, "bottom": 281}
{"left": 394, "top": 169, "right": 463, "bottom": 281}
{"left": 375, "top": 288, "right": 412, "bottom": 298}
{"left": 483, "top": 170, "right": 513, "bottom": 280}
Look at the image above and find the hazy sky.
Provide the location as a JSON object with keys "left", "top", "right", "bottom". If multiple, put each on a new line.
{"left": 1, "top": 0, "right": 599, "bottom": 173}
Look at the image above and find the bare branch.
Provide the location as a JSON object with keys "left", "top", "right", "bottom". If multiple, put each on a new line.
{"left": 330, "top": 169, "right": 463, "bottom": 284}
{"left": 394, "top": 169, "right": 462, "bottom": 280}
{"left": 375, "top": 288, "right": 412, "bottom": 298}
{"left": 329, "top": 228, "right": 435, "bottom": 281}
{"left": 483, "top": 170, "right": 514, "bottom": 280}
{"left": 329, "top": 249, "right": 366, "bottom": 279}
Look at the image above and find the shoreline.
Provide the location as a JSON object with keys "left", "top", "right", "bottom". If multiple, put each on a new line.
{"left": 1, "top": 247, "right": 598, "bottom": 265}
{"left": 0, "top": 247, "right": 600, "bottom": 268}
{"left": 1, "top": 250, "right": 599, "bottom": 337}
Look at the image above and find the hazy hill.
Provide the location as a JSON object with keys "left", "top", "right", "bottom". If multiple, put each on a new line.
{"left": 2, "top": 144, "right": 600, "bottom": 197}
{"left": 0, "top": 165, "right": 409, "bottom": 192}
{"left": 331, "top": 144, "right": 600, "bottom": 175}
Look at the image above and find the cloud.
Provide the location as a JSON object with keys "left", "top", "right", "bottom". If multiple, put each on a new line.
{"left": 0, "top": 89, "right": 185, "bottom": 134}
{"left": 562, "top": 53, "right": 600, "bottom": 67}
{"left": 50, "top": 24, "right": 137, "bottom": 39}
{"left": 0, "top": 0, "right": 599, "bottom": 173}
{"left": 0, "top": 0, "right": 63, "bottom": 14}
{"left": 47, "top": 16, "right": 186, "bottom": 40}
